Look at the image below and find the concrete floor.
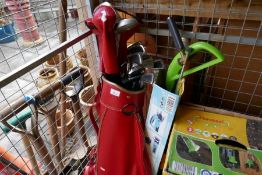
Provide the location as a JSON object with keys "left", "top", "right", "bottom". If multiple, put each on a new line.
{"left": 0, "top": 18, "right": 97, "bottom": 173}
{"left": 0, "top": 18, "right": 87, "bottom": 109}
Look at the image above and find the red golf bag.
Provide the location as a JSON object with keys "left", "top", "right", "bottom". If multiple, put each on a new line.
{"left": 85, "top": 3, "right": 120, "bottom": 75}
{"left": 84, "top": 2, "right": 152, "bottom": 174}
{"left": 84, "top": 77, "right": 152, "bottom": 175}
{"left": 85, "top": 2, "right": 140, "bottom": 75}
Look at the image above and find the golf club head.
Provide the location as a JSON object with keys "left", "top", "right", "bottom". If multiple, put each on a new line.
{"left": 142, "top": 59, "right": 165, "bottom": 70}
{"left": 127, "top": 42, "right": 145, "bottom": 55}
{"left": 122, "top": 74, "right": 141, "bottom": 83}
{"left": 128, "top": 64, "right": 145, "bottom": 77}
{"left": 152, "top": 59, "right": 165, "bottom": 69}
{"left": 141, "top": 73, "right": 155, "bottom": 84}
{"left": 116, "top": 18, "right": 138, "bottom": 33}
{"left": 128, "top": 53, "right": 143, "bottom": 65}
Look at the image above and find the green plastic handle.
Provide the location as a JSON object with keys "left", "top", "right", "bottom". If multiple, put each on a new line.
{"left": 166, "top": 41, "right": 224, "bottom": 91}
{"left": 0, "top": 109, "right": 32, "bottom": 134}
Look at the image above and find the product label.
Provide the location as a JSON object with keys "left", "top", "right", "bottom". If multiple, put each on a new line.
{"left": 174, "top": 106, "right": 249, "bottom": 145}
{"left": 172, "top": 161, "right": 197, "bottom": 175}
{"left": 145, "top": 84, "right": 180, "bottom": 175}
{"left": 110, "top": 88, "right": 120, "bottom": 97}
{"left": 200, "top": 169, "right": 220, "bottom": 175}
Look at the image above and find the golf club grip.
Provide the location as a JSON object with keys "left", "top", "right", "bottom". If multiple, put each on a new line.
{"left": 167, "top": 17, "right": 185, "bottom": 51}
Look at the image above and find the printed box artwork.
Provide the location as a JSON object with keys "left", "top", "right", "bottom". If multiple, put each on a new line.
{"left": 145, "top": 84, "right": 180, "bottom": 174}
{"left": 163, "top": 106, "right": 262, "bottom": 175}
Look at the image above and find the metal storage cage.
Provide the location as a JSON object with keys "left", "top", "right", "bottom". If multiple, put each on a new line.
{"left": 0, "top": 0, "right": 261, "bottom": 174}
{"left": 111, "top": 0, "right": 262, "bottom": 117}
{"left": 0, "top": 0, "right": 99, "bottom": 174}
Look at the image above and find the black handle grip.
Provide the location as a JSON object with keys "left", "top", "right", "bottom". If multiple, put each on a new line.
{"left": 167, "top": 17, "right": 185, "bottom": 51}
{"left": 215, "top": 139, "right": 247, "bottom": 150}
{"left": 61, "top": 67, "right": 83, "bottom": 86}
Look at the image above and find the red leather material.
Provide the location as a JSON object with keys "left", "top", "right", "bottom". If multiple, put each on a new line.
{"left": 83, "top": 148, "right": 97, "bottom": 175}
{"left": 99, "top": 78, "right": 145, "bottom": 113}
{"left": 90, "top": 4, "right": 120, "bottom": 75}
{"left": 95, "top": 77, "right": 152, "bottom": 175}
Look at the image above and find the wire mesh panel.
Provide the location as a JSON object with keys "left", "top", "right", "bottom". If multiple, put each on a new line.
{"left": 0, "top": 0, "right": 99, "bottom": 174}
{"left": 1, "top": 0, "right": 262, "bottom": 174}
{"left": 111, "top": 0, "right": 262, "bottom": 117}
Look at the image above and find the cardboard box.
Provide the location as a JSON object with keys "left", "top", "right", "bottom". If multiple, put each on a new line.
{"left": 163, "top": 105, "right": 262, "bottom": 175}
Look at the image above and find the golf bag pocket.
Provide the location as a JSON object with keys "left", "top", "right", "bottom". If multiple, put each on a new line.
{"left": 94, "top": 77, "right": 152, "bottom": 175}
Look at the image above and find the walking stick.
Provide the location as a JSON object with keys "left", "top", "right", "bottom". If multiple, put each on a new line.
{"left": 58, "top": 0, "right": 68, "bottom": 156}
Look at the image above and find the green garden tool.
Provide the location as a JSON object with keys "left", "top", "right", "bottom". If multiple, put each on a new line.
{"left": 166, "top": 17, "right": 224, "bottom": 92}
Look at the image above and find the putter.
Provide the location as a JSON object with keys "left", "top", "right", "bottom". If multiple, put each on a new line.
{"left": 64, "top": 70, "right": 90, "bottom": 150}
{"left": 0, "top": 109, "right": 41, "bottom": 175}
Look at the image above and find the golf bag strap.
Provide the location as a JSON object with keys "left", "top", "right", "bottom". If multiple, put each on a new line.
{"left": 100, "top": 100, "right": 138, "bottom": 116}
{"left": 87, "top": 82, "right": 102, "bottom": 134}
{"left": 88, "top": 104, "right": 99, "bottom": 135}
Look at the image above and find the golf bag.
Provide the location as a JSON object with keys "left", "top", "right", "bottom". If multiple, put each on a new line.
{"left": 85, "top": 3, "right": 119, "bottom": 75}
{"left": 84, "top": 77, "right": 152, "bottom": 175}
